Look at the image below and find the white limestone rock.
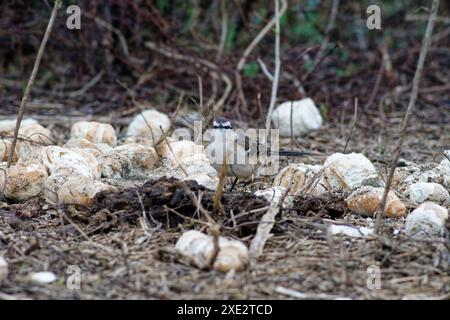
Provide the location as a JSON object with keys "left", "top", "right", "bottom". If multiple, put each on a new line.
{"left": 70, "top": 121, "right": 117, "bottom": 146}
{"left": 0, "top": 118, "right": 38, "bottom": 133}
{"left": 55, "top": 176, "right": 116, "bottom": 207}
{"left": 98, "top": 143, "right": 158, "bottom": 179}
{"left": 175, "top": 157, "right": 219, "bottom": 190}
{"left": 156, "top": 140, "right": 206, "bottom": 165}
{"left": 272, "top": 163, "right": 326, "bottom": 196}
{"left": 407, "top": 182, "right": 449, "bottom": 205}
{"left": 64, "top": 138, "right": 113, "bottom": 159}
{"left": 0, "top": 139, "right": 18, "bottom": 162}
{"left": 126, "top": 109, "right": 170, "bottom": 147}
{"left": 1, "top": 161, "right": 48, "bottom": 202}
{"left": 399, "top": 159, "right": 450, "bottom": 192}
{"left": 271, "top": 98, "right": 323, "bottom": 137}
{"left": 323, "top": 153, "right": 377, "bottom": 191}
{"left": 327, "top": 224, "right": 373, "bottom": 238}
{"left": 15, "top": 123, "right": 53, "bottom": 161}
{"left": 254, "top": 186, "right": 294, "bottom": 208}
{"left": 175, "top": 230, "right": 249, "bottom": 272}
{"left": 36, "top": 146, "right": 101, "bottom": 180}
{"left": 28, "top": 271, "right": 57, "bottom": 285}
{"left": 0, "top": 256, "right": 7, "bottom": 284}
{"left": 405, "top": 202, "right": 448, "bottom": 239}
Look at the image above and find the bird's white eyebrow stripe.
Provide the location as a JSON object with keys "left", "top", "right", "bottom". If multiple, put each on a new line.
{"left": 213, "top": 120, "right": 232, "bottom": 128}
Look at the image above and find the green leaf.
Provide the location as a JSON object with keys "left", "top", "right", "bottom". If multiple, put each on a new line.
{"left": 225, "top": 23, "right": 237, "bottom": 49}
{"left": 243, "top": 62, "right": 260, "bottom": 78}
{"left": 156, "top": 0, "right": 167, "bottom": 12}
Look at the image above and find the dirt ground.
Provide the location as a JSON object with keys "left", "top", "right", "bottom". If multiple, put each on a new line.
{"left": 0, "top": 107, "right": 448, "bottom": 300}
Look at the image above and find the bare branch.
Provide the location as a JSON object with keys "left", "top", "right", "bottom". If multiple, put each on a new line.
{"left": 7, "top": 0, "right": 61, "bottom": 167}
{"left": 375, "top": 0, "right": 440, "bottom": 233}
{"left": 236, "top": 0, "right": 288, "bottom": 72}
{"left": 265, "top": 0, "right": 283, "bottom": 131}
{"left": 343, "top": 98, "right": 358, "bottom": 153}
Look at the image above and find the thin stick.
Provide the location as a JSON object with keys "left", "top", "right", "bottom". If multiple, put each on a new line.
{"left": 159, "top": 125, "right": 188, "bottom": 177}
{"left": 117, "top": 80, "right": 158, "bottom": 149}
{"left": 216, "top": 0, "right": 228, "bottom": 60}
{"left": 145, "top": 41, "right": 232, "bottom": 112}
{"left": 405, "top": 13, "right": 450, "bottom": 23}
{"left": 7, "top": 0, "right": 61, "bottom": 167}
{"left": 275, "top": 286, "right": 350, "bottom": 300}
{"left": 265, "top": 0, "right": 283, "bottom": 131}
{"left": 374, "top": 0, "right": 440, "bottom": 233}
{"left": 343, "top": 98, "right": 358, "bottom": 153}
{"left": 257, "top": 58, "right": 274, "bottom": 81}
{"left": 68, "top": 70, "right": 104, "bottom": 98}
{"left": 365, "top": 48, "right": 386, "bottom": 111}
{"left": 135, "top": 190, "right": 149, "bottom": 230}
{"left": 182, "top": 189, "right": 216, "bottom": 224}
{"left": 61, "top": 212, "right": 91, "bottom": 242}
{"left": 290, "top": 101, "right": 295, "bottom": 149}
{"left": 312, "top": 0, "right": 340, "bottom": 68}
{"left": 236, "top": 0, "right": 288, "bottom": 72}
{"left": 249, "top": 190, "right": 284, "bottom": 259}
{"left": 198, "top": 75, "right": 203, "bottom": 116}
{"left": 84, "top": 12, "right": 129, "bottom": 57}
{"left": 257, "top": 93, "right": 265, "bottom": 125}
{"left": 208, "top": 225, "right": 221, "bottom": 269}
{"left": 163, "top": 92, "right": 184, "bottom": 141}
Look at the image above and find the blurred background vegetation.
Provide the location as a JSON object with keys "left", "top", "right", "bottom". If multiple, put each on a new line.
{"left": 0, "top": 0, "right": 449, "bottom": 124}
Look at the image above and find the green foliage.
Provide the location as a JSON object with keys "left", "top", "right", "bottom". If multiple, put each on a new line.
{"left": 182, "top": 4, "right": 199, "bottom": 33}
{"left": 287, "top": 4, "right": 322, "bottom": 44}
{"left": 293, "top": 20, "right": 322, "bottom": 44}
{"left": 252, "top": 7, "right": 268, "bottom": 25}
{"left": 303, "top": 60, "right": 314, "bottom": 72}
{"left": 318, "top": 103, "right": 328, "bottom": 120}
{"left": 156, "top": 0, "right": 168, "bottom": 12}
{"left": 225, "top": 23, "right": 237, "bottom": 49}
{"left": 243, "top": 62, "right": 260, "bottom": 78}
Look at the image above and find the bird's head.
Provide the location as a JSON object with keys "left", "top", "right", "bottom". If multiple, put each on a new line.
{"left": 213, "top": 117, "right": 232, "bottom": 130}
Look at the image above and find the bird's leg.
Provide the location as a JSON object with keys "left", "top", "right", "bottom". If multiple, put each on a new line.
{"left": 229, "top": 177, "right": 239, "bottom": 192}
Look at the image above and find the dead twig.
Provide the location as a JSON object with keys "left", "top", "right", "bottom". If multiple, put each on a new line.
{"left": 311, "top": 0, "right": 340, "bottom": 69}
{"left": 289, "top": 101, "right": 302, "bottom": 149}
{"left": 159, "top": 125, "right": 188, "bottom": 177}
{"left": 367, "top": 64, "right": 385, "bottom": 111}
{"left": 7, "top": 0, "right": 61, "bottom": 167}
{"left": 343, "top": 98, "right": 358, "bottom": 153}
{"left": 405, "top": 13, "right": 450, "bottom": 23}
{"left": 249, "top": 187, "right": 288, "bottom": 259}
{"left": 236, "top": 0, "right": 288, "bottom": 110}
{"left": 68, "top": 70, "right": 104, "bottom": 98}
{"left": 208, "top": 225, "right": 221, "bottom": 269}
{"left": 275, "top": 286, "right": 350, "bottom": 300}
{"left": 265, "top": 0, "right": 283, "bottom": 131}
{"left": 216, "top": 0, "right": 228, "bottom": 60}
{"left": 165, "top": 92, "right": 185, "bottom": 137}
{"left": 84, "top": 12, "right": 129, "bottom": 57}
{"left": 117, "top": 80, "right": 158, "bottom": 149}
{"left": 236, "top": 0, "right": 288, "bottom": 72}
{"left": 375, "top": 0, "right": 440, "bottom": 233}
{"left": 257, "top": 58, "right": 274, "bottom": 81}
{"left": 145, "top": 41, "right": 232, "bottom": 112}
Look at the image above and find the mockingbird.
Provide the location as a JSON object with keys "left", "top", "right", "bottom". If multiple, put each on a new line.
{"left": 206, "top": 117, "right": 314, "bottom": 190}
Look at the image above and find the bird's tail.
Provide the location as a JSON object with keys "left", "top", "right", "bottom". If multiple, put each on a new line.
{"left": 276, "top": 149, "right": 320, "bottom": 157}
